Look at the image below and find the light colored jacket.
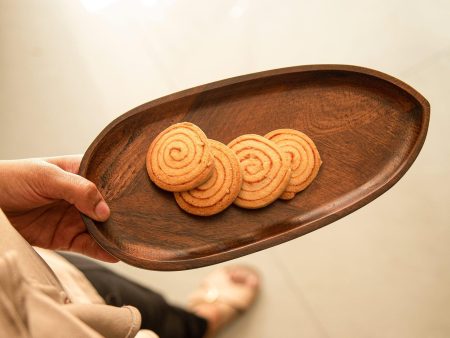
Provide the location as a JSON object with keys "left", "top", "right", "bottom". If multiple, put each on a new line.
{"left": 0, "top": 209, "right": 158, "bottom": 338}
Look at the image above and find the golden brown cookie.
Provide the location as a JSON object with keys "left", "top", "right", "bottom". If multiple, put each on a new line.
{"left": 146, "top": 122, "right": 214, "bottom": 192}
{"left": 228, "top": 134, "right": 291, "bottom": 209}
{"left": 174, "top": 140, "right": 243, "bottom": 216}
{"left": 265, "top": 129, "right": 322, "bottom": 200}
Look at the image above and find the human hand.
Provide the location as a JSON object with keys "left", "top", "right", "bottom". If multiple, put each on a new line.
{"left": 0, "top": 155, "right": 118, "bottom": 262}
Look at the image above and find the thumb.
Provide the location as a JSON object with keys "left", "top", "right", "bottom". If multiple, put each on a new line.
{"left": 43, "top": 165, "right": 110, "bottom": 221}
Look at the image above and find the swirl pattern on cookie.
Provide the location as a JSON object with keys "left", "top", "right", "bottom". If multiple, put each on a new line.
{"left": 228, "top": 134, "right": 291, "bottom": 209}
{"left": 174, "top": 140, "right": 243, "bottom": 216}
{"left": 265, "top": 129, "right": 322, "bottom": 200}
{"left": 146, "top": 122, "right": 214, "bottom": 192}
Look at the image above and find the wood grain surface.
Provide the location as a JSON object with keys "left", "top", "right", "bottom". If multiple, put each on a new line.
{"left": 79, "top": 65, "right": 430, "bottom": 270}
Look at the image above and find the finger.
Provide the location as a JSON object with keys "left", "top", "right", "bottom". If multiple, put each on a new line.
{"left": 69, "top": 232, "right": 119, "bottom": 263}
{"left": 45, "top": 155, "right": 83, "bottom": 174}
{"left": 42, "top": 165, "right": 110, "bottom": 222}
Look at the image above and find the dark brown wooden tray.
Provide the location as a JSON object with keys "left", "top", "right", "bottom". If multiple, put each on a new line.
{"left": 79, "top": 65, "right": 429, "bottom": 271}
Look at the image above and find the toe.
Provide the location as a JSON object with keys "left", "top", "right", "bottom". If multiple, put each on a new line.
{"left": 228, "top": 266, "right": 260, "bottom": 288}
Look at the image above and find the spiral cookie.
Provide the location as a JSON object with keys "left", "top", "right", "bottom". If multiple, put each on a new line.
{"left": 265, "top": 129, "right": 322, "bottom": 200}
{"left": 228, "top": 134, "right": 291, "bottom": 209}
{"left": 146, "top": 122, "right": 214, "bottom": 192}
{"left": 174, "top": 140, "right": 243, "bottom": 216}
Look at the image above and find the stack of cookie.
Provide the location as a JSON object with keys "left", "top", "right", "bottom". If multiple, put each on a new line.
{"left": 146, "top": 122, "right": 321, "bottom": 216}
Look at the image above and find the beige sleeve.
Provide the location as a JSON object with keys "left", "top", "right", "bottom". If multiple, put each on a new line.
{"left": 0, "top": 209, "right": 63, "bottom": 290}
{"left": 34, "top": 248, "right": 106, "bottom": 305}
{"left": 0, "top": 209, "right": 159, "bottom": 338}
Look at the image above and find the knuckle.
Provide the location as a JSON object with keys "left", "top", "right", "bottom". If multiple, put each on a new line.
{"left": 81, "top": 181, "right": 98, "bottom": 200}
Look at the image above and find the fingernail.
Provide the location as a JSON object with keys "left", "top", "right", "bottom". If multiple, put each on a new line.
{"left": 94, "top": 201, "right": 110, "bottom": 220}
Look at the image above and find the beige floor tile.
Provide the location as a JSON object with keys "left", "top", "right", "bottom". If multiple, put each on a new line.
{"left": 0, "top": 0, "right": 174, "bottom": 158}
{"left": 2, "top": 0, "right": 450, "bottom": 159}
{"left": 272, "top": 50, "right": 450, "bottom": 338}
{"left": 1, "top": 1, "right": 450, "bottom": 337}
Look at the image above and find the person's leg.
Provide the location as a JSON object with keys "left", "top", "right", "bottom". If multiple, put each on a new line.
{"left": 59, "top": 253, "right": 208, "bottom": 338}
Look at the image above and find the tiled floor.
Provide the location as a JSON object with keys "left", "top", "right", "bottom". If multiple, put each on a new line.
{"left": 1, "top": 1, "right": 449, "bottom": 337}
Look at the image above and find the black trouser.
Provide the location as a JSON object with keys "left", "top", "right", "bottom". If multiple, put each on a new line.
{"left": 59, "top": 253, "right": 208, "bottom": 338}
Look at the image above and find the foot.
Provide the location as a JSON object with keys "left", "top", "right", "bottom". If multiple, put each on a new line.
{"left": 188, "top": 265, "right": 260, "bottom": 338}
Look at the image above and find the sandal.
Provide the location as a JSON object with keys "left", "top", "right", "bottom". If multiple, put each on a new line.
{"left": 188, "top": 265, "right": 260, "bottom": 337}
